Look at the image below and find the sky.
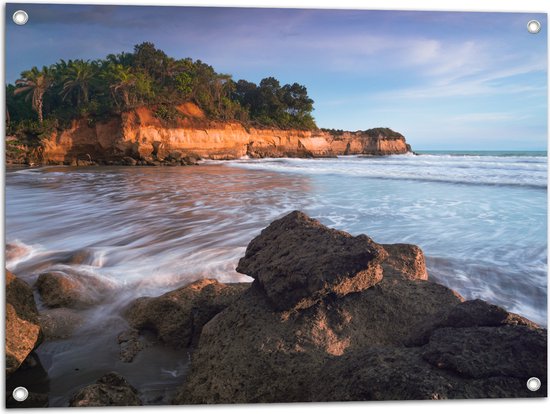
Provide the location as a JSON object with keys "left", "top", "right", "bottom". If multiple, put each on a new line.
{"left": 5, "top": 3, "right": 548, "bottom": 150}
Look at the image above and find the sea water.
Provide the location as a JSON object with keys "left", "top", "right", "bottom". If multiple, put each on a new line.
{"left": 5, "top": 151, "right": 547, "bottom": 404}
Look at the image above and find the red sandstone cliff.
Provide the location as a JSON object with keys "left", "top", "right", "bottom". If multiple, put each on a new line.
{"left": 9, "top": 104, "right": 411, "bottom": 165}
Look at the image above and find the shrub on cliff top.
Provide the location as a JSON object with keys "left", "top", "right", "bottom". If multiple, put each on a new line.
{"left": 154, "top": 104, "right": 182, "bottom": 123}
{"left": 362, "top": 128, "right": 404, "bottom": 139}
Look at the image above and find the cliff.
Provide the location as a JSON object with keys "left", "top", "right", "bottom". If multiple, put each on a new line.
{"left": 7, "top": 103, "right": 411, "bottom": 165}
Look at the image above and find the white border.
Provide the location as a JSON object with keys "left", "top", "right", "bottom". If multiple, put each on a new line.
{"left": 1, "top": 1, "right": 548, "bottom": 414}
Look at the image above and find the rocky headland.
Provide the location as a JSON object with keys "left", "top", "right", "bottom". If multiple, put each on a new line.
{"left": 6, "top": 104, "right": 411, "bottom": 166}
{"left": 5, "top": 211, "right": 546, "bottom": 406}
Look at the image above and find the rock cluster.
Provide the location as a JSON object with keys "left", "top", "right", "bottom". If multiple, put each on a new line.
{"left": 5, "top": 270, "right": 43, "bottom": 376}
{"left": 7, "top": 211, "right": 547, "bottom": 405}
{"left": 173, "top": 211, "right": 547, "bottom": 403}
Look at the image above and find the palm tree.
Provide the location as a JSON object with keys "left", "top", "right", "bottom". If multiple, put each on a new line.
{"left": 14, "top": 66, "right": 53, "bottom": 124}
{"left": 60, "top": 60, "right": 96, "bottom": 107}
{"left": 105, "top": 64, "right": 136, "bottom": 108}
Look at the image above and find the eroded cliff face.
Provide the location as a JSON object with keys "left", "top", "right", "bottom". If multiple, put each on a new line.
{"left": 28, "top": 104, "right": 410, "bottom": 164}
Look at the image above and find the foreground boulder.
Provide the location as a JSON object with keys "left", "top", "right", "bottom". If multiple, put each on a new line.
{"left": 123, "top": 279, "right": 250, "bottom": 351}
{"left": 6, "top": 270, "right": 43, "bottom": 376}
{"left": 69, "top": 372, "right": 142, "bottom": 407}
{"left": 35, "top": 270, "right": 115, "bottom": 309}
{"left": 175, "top": 211, "right": 547, "bottom": 403}
{"left": 236, "top": 211, "right": 387, "bottom": 311}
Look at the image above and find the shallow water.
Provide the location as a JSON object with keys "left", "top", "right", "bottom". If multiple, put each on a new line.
{"left": 5, "top": 153, "right": 547, "bottom": 405}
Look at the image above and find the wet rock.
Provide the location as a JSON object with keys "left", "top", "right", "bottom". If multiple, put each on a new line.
{"left": 55, "top": 248, "right": 98, "bottom": 266}
{"left": 176, "top": 276, "right": 464, "bottom": 404}
{"left": 117, "top": 329, "right": 146, "bottom": 363}
{"left": 69, "top": 372, "right": 142, "bottom": 407}
{"left": 122, "top": 156, "right": 137, "bottom": 166}
{"left": 76, "top": 159, "right": 94, "bottom": 166}
{"left": 407, "top": 299, "right": 538, "bottom": 346}
{"left": 124, "top": 279, "right": 250, "bottom": 349}
{"left": 236, "top": 211, "right": 387, "bottom": 311}
{"left": 422, "top": 325, "right": 546, "bottom": 380}
{"left": 142, "top": 157, "right": 158, "bottom": 166}
{"left": 142, "top": 157, "right": 161, "bottom": 166}
{"left": 439, "top": 299, "right": 537, "bottom": 328}
{"left": 382, "top": 243, "right": 428, "bottom": 280}
{"left": 5, "top": 242, "right": 31, "bottom": 263}
{"left": 35, "top": 270, "right": 115, "bottom": 309}
{"left": 6, "top": 270, "right": 43, "bottom": 376}
{"left": 182, "top": 155, "right": 199, "bottom": 165}
{"left": 166, "top": 151, "right": 182, "bottom": 162}
{"left": 315, "top": 344, "right": 541, "bottom": 401}
{"left": 39, "top": 308, "right": 84, "bottom": 340}
{"left": 175, "top": 211, "right": 547, "bottom": 403}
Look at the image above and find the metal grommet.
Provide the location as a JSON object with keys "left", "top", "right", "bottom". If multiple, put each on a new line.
{"left": 12, "top": 386, "right": 29, "bottom": 402}
{"left": 526, "top": 377, "right": 541, "bottom": 391}
{"left": 527, "top": 20, "right": 541, "bottom": 34}
{"left": 12, "top": 10, "right": 29, "bottom": 25}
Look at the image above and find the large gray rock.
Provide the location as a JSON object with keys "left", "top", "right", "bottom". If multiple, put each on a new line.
{"left": 6, "top": 270, "right": 43, "bottom": 376}
{"left": 407, "top": 299, "right": 538, "bottom": 346}
{"left": 176, "top": 277, "right": 466, "bottom": 404}
{"left": 236, "top": 211, "right": 388, "bottom": 311}
{"left": 175, "top": 211, "right": 547, "bottom": 403}
{"left": 69, "top": 372, "right": 142, "bottom": 407}
{"left": 123, "top": 278, "right": 250, "bottom": 350}
{"left": 315, "top": 342, "right": 543, "bottom": 401}
{"left": 422, "top": 325, "right": 546, "bottom": 379}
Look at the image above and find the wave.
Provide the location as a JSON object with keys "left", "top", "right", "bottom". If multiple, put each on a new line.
{"left": 224, "top": 154, "right": 547, "bottom": 189}
{"left": 427, "top": 255, "right": 547, "bottom": 326}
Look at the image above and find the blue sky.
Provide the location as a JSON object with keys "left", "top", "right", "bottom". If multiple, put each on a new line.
{"left": 5, "top": 4, "right": 548, "bottom": 150}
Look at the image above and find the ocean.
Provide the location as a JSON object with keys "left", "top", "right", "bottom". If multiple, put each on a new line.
{"left": 5, "top": 151, "right": 547, "bottom": 404}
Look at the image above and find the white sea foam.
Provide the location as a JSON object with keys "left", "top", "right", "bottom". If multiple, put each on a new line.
{"left": 224, "top": 154, "right": 547, "bottom": 189}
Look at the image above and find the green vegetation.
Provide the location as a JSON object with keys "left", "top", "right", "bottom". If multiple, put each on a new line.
{"left": 320, "top": 128, "right": 345, "bottom": 136}
{"left": 321, "top": 127, "right": 404, "bottom": 139}
{"left": 6, "top": 42, "right": 316, "bottom": 141}
{"left": 363, "top": 128, "right": 404, "bottom": 139}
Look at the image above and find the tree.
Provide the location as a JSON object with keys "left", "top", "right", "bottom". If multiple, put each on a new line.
{"left": 282, "top": 83, "right": 313, "bottom": 117}
{"left": 175, "top": 72, "right": 193, "bottom": 98}
{"left": 105, "top": 64, "right": 135, "bottom": 108}
{"left": 105, "top": 64, "right": 153, "bottom": 109}
{"left": 6, "top": 84, "right": 36, "bottom": 127}
{"left": 133, "top": 42, "right": 168, "bottom": 83}
{"left": 60, "top": 60, "right": 97, "bottom": 107}
{"left": 14, "top": 66, "right": 53, "bottom": 124}
{"left": 105, "top": 51, "right": 134, "bottom": 67}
